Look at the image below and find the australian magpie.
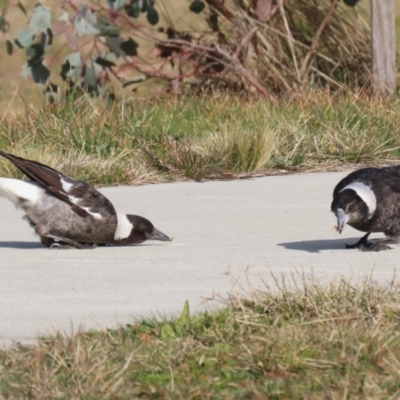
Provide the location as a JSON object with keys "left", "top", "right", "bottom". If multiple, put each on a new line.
{"left": 331, "top": 165, "right": 400, "bottom": 251}
{"left": 0, "top": 150, "right": 172, "bottom": 249}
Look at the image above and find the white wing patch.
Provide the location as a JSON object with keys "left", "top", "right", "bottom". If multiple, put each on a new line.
{"left": 340, "top": 182, "right": 377, "bottom": 216}
{"left": 60, "top": 178, "right": 73, "bottom": 192}
{"left": 80, "top": 206, "right": 103, "bottom": 220}
{"left": 65, "top": 195, "right": 103, "bottom": 220}
{"left": 114, "top": 212, "right": 133, "bottom": 240}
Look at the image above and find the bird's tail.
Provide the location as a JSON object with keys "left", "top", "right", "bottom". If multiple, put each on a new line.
{"left": 0, "top": 177, "right": 43, "bottom": 206}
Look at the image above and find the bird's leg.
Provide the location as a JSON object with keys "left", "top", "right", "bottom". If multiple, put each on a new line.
{"left": 40, "top": 236, "right": 57, "bottom": 248}
{"left": 345, "top": 233, "right": 372, "bottom": 250}
{"left": 39, "top": 235, "right": 75, "bottom": 249}
{"left": 44, "top": 235, "right": 98, "bottom": 250}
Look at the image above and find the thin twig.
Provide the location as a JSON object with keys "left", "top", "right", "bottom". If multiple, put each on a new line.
{"left": 298, "top": 0, "right": 340, "bottom": 82}
{"left": 161, "top": 29, "right": 272, "bottom": 98}
{"left": 278, "top": 0, "right": 300, "bottom": 81}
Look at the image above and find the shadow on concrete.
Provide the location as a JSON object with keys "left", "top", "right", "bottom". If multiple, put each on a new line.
{"left": 277, "top": 238, "right": 363, "bottom": 253}
{"left": 0, "top": 241, "right": 43, "bottom": 249}
{"left": 0, "top": 241, "right": 171, "bottom": 250}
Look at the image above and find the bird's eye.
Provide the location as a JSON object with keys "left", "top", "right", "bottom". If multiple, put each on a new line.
{"left": 347, "top": 203, "right": 355, "bottom": 213}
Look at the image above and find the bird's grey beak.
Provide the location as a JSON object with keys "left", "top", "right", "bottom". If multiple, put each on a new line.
{"left": 151, "top": 228, "right": 173, "bottom": 242}
{"left": 336, "top": 208, "right": 350, "bottom": 234}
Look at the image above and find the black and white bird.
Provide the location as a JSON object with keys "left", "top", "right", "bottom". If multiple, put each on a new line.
{"left": 331, "top": 165, "right": 400, "bottom": 251}
{"left": 0, "top": 150, "right": 172, "bottom": 249}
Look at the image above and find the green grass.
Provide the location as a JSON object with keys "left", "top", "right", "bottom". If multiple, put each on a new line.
{"left": 1, "top": 92, "right": 400, "bottom": 186}
{"left": 2, "top": 277, "right": 400, "bottom": 398}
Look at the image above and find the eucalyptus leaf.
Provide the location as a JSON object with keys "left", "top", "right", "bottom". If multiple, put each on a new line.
{"left": 61, "top": 52, "right": 84, "bottom": 81}
{"left": 95, "top": 51, "right": 118, "bottom": 66}
{"left": 15, "top": 28, "right": 35, "bottom": 48}
{"left": 29, "top": 5, "right": 51, "bottom": 31}
{"left": 17, "top": 1, "right": 27, "bottom": 16}
{"left": 120, "top": 37, "right": 138, "bottom": 56}
{"left": 46, "top": 28, "right": 53, "bottom": 46}
{"left": 26, "top": 43, "right": 44, "bottom": 62}
{"left": 45, "top": 82, "right": 58, "bottom": 93}
{"left": 83, "top": 66, "right": 97, "bottom": 89}
{"left": 6, "top": 40, "right": 13, "bottom": 55}
{"left": 85, "top": 10, "right": 97, "bottom": 26}
{"left": 74, "top": 17, "right": 100, "bottom": 36}
{"left": 30, "top": 61, "right": 50, "bottom": 84}
{"left": 104, "top": 52, "right": 117, "bottom": 62}
{"left": 190, "top": 0, "right": 205, "bottom": 13}
{"left": 44, "top": 83, "right": 59, "bottom": 105}
{"left": 146, "top": 6, "right": 159, "bottom": 25}
{"left": 96, "top": 18, "right": 121, "bottom": 37}
{"left": 95, "top": 55, "right": 116, "bottom": 67}
{"left": 125, "top": 1, "right": 141, "bottom": 18}
{"left": 64, "top": 52, "right": 83, "bottom": 68}
{"left": 343, "top": 0, "right": 359, "bottom": 5}
{"left": 105, "top": 36, "right": 124, "bottom": 56}
{"left": 58, "top": 12, "right": 70, "bottom": 23}
{"left": 39, "top": 32, "right": 46, "bottom": 48}
{"left": 107, "top": 0, "right": 126, "bottom": 10}
{"left": 0, "top": 16, "right": 6, "bottom": 32}
{"left": 21, "top": 63, "right": 31, "bottom": 79}
{"left": 64, "top": 63, "right": 84, "bottom": 81}
{"left": 44, "top": 90, "right": 55, "bottom": 105}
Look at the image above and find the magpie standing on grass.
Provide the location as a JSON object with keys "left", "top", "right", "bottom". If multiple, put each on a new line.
{"left": 331, "top": 165, "right": 400, "bottom": 251}
{"left": 0, "top": 150, "right": 172, "bottom": 249}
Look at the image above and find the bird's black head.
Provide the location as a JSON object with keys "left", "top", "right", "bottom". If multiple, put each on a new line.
{"left": 331, "top": 189, "right": 369, "bottom": 233}
{"left": 126, "top": 215, "right": 172, "bottom": 244}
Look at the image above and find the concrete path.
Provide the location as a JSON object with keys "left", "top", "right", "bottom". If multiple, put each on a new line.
{"left": 1, "top": 171, "right": 399, "bottom": 346}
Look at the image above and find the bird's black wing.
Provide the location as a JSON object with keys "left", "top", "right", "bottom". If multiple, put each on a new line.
{"left": 0, "top": 149, "right": 116, "bottom": 219}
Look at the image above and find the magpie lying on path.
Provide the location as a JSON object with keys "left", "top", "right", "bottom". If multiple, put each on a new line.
{"left": 0, "top": 150, "right": 172, "bottom": 249}
{"left": 331, "top": 165, "right": 400, "bottom": 251}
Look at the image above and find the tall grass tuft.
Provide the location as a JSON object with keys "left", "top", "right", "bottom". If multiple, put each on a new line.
{"left": 202, "top": 118, "right": 277, "bottom": 172}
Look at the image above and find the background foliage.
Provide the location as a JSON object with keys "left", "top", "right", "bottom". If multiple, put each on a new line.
{"left": 0, "top": 0, "right": 372, "bottom": 102}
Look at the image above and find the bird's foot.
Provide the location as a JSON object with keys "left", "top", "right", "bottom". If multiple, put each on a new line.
{"left": 44, "top": 235, "right": 98, "bottom": 250}
{"left": 50, "top": 243, "right": 75, "bottom": 250}
{"left": 345, "top": 233, "right": 372, "bottom": 250}
{"left": 345, "top": 233, "right": 392, "bottom": 251}
{"left": 359, "top": 241, "right": 392, "bottom": 252}
{"left": 49, "top": 242, "right": 98, "bottom": 250}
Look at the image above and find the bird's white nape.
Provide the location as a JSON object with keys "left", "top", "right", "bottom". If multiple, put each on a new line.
{"left": 340, "top": 182, "right": 377, "bottom": 216}
{"left": 114, "top": 212, "right": 134, "bottom": 240}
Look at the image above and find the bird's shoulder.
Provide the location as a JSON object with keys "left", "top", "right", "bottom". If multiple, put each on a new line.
{"left": 333, "top": 166, "right": 400, "bottom": 197}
